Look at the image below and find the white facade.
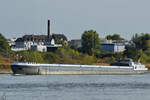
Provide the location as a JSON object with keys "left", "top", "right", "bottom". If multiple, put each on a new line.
{"left": 15, "top": 41, "right": 44, "bottom": 49}
{"left": 12, "top": 40, "right": 45, "bottom": 51}
{"left": 13, "top": 37, "right": 62, "bottom": 52}
{"left": 31, "top": 45, "right": 47, "bottom": 52}
{"left": 114, "top": 44, "right": 125, "bottom": 52}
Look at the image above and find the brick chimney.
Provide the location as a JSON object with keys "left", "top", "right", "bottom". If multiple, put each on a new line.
{"left": 47, "top": 19, "right": 50, "bottom": 38}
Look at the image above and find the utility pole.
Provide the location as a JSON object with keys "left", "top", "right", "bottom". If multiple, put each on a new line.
{"left": 92, "top": 33, "right": 95, "bottom": 57}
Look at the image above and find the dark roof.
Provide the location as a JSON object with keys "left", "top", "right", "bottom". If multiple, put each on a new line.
{"left": 15, "top": 38, "right": 24, "bottom": 42}
{"left": 15, "top": 34, "right": 68, "bottom": 43}
{"left": 23, "top": 35, "right": 47, "bottom": 42}
{"left": 101, "top": 43, "right": 125, "bottom": 46}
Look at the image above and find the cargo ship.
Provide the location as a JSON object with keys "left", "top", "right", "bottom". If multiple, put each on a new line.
{"left": 10, "top": 58, "right": 148, "bottom": 75}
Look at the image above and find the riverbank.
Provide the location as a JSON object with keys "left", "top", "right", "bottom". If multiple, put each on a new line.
{"left": 0, "top": 69, "right": 12, "bottom": 74}
{"left": 0, "top": 56, "right": 13, "bottom": 74}
{"left": 0, "top": 56, "right": 149, "bottom": 74}
{"left": 0, "top": 64, "right": 12, "bottom": 74}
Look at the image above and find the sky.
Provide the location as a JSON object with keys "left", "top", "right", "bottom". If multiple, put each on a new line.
{"left": 0, "top": 0, "right": 150, "bottom": 40}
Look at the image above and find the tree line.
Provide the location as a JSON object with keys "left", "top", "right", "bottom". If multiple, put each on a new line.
{"left": 1, "top": 32, "right": 150, "bottom": 64}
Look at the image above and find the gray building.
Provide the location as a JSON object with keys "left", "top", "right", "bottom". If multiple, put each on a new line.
{"left": 101, "top": 43, "right": 125, "bottom": 52}
{"left": 69, "top": 39, "right": 82, "bottom": 48}
{"left": 68, "top": 38, "right": 127, "bottom": 53}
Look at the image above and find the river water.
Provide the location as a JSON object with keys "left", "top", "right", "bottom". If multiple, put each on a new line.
{"left": 0, "top": 74, "right": 150, "bottom": 100}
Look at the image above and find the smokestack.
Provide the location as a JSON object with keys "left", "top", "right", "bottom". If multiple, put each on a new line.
{"left": 47, "top": 19, "right": 50, "bottom": 38}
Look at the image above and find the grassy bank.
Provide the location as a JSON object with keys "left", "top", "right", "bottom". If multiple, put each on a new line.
{"left": 144, "top": 64, "right": 150, "bottom": 70}
{"left": 0, "top": 56, "right": 13, "bottom": 74}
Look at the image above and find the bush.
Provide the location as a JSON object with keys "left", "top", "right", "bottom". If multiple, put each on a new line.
{"left": 19, "top": 51, "right": 44, "bottom": 63}
{"left": 80, "top": 54, "right": 95, "bottom": 65}
{"left": 0, "top": 56, "right": 2, "bottom": 62}
{"left": 43, "top": 52, "right": 58, "bottom": 63}
{"left": 14, "top": 48, "right": 96, "bottom": 65}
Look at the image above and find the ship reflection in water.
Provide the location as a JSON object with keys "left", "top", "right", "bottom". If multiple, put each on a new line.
{"left": 0, "top": 74, "right": 150, "bottom": 100}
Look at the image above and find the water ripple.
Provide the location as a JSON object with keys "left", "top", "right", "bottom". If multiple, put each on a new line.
{"left": 0, "top": 82, "right": 150, "bottom": 90}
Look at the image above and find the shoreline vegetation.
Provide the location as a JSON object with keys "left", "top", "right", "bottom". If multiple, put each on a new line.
{"left": 0, "top": 54, "right": 150, "bottom": 74}
{"left": 1, "top": 31, "right": 150, "bottom": 74}
{"left": 0, "top": 57, "right": 13, "bottom": 74}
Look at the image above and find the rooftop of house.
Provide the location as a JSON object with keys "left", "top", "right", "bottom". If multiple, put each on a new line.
{"left": 101, "top": 43, "right": 125, "bottom": 46}
{"left": 15, "top": 33, "right": 68, "bottom": 43}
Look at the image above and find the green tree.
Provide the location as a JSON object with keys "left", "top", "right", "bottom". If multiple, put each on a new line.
{"left": 55, "top": 38, "right": 68, "bottom": 48}
{"left": 0, "top": 56, "right": 2, "bottom": 61}
{"left": 144, "top": 48, "right": 150, "bottom": 56}
{"left": 43, "top": 52, "right": 58, "bottom": 63}
{"left": 81, "top": 54, "right": 95, "bottom": 65}
{"left": 145, "top": 40, "right": 150, "bottom": 49}
{"left": 123, "top": 46, "right": 138, "bottom": 59}
{"left": 137, "top": 49, "right": 146, "bottom": 62}
{"left": 0, "top": 33, "right": 10, "bottom": 53}
{"left": 55, "top": 48, "right": 80, "bottom": 64}
{"left": 20, "top": 51, "right": 44, "bottom": 63}
{"left": 132, "top": 33, "right": 150, "bottom": 50}
{"left": 81, "top": 30, "right": 101, "bottom": 56}
{"left": 106, "top": 34, "right": 124, "bottom": 40}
